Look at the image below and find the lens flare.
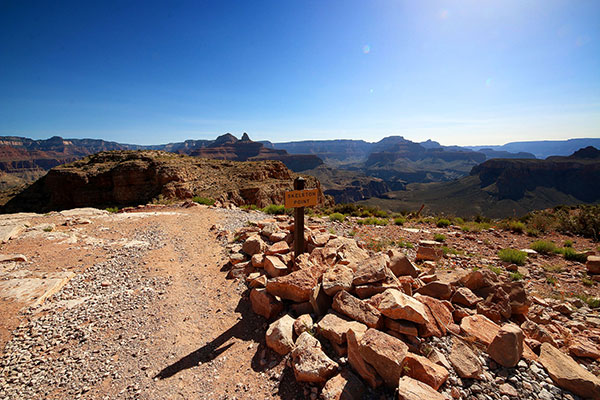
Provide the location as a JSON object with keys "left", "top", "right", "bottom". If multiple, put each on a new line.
{"left": 362, "top": 45, "right": 370, "bottom": 54}
{"left": 485, "top": 78, "right": 493, "bottom": 87}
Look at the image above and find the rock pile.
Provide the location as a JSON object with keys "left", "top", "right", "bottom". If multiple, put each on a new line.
{"left": 225, "top": 216, "right": 600, "bottom": 399}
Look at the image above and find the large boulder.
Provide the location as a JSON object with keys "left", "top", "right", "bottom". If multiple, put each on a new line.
{"left": 451, "top": 287, "right": 482, "bottom": 307}
{"left": 370, "top": 289, "right": 430, "bottom": 324}
{"left": 397, "top": 376, "right": 446, "bottom": 400}
{"left": 352, "top": 254, "right": 389, "bottom": 285}
{"left": 539, "top": 342, "right": 600, "bottom": 400}
{"left": 449, "top": 339, "right": 483, "bottom": 379}
{"left": 358, "top": 328, "right": 409, "bottom": 387}
{"left": 586, "top": 255, "right": 600, "bottom": 274}
{"left": 416, "top": 281, "right": 453, "bottom": 300}
{"left": 487, "top": 324, "right": 524, "bottom": 367}
{"left": 322, "top": 264, "right": 354, "bottom": 296}
{"left": 265, "top": 314, "right": 295, "bottom": 355}
{"left": 291, "top": 332, "right": 339, "bottom": 384}
{"left": 242, "top": 234, "right": 267, "bottom": 255}
{"left": 317, "top": 313, "right": 367, "bottom": 345}
{"left": 460, "top": 314, "right": 499, "bottom": 345}
{"left": 415, "top": 295, "right": 453, "bottom": 338}
{"left": 266, "top": 266, "right": 320, "bottom": 302}
{"left": 321, "top": 370, "right": 366, "bottom": 400}
{"left": 476, "top": 286, "right": 512, "bottom": 323}
{"left": 346, "top": 328, "right": 382, "bottom": 388}
{"left": 387, "top": 249, "right": 419, "bottom": 278}
{"left": 332, "top": 290, "right": 383, "bottom": 329}
{"left": 402, "top": 352, "right": 449, "bottom": 390}
{"left": 250, "top": 288, "right": 283, "bottom": 319}
{"left": 264, "top": 255, "right": 288, "bottom": 278}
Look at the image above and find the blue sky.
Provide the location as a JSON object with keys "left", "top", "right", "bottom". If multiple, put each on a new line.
{"left": 1, "top": 0, "right": 598, "bottom": 145}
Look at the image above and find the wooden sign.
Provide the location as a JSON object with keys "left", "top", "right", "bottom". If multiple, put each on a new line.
{"left": 285, "top": 188, "right": 319, "bottom": 208}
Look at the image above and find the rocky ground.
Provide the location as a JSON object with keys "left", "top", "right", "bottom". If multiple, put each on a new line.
{"left": 0, "top": 203, "right": 599, "bottom": 399}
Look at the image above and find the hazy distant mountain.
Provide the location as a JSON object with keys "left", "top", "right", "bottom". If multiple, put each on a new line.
{"left": 467, "top": 138, "right": 600, "bottom": 159}
{"left": 361, "top": 146, "right": 600, "bottom": 218}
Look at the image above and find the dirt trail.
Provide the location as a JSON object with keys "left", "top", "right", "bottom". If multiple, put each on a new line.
{"left": 0, "top": 205, "right": 296, "bottom": 400}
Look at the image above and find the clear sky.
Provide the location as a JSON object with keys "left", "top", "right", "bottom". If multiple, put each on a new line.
{"left": 1, "top": 0, "right": 599, "bottom": 146}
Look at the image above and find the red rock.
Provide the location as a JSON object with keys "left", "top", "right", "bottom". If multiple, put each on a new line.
{"left": 397, "top": 376, "right": 446, "bottom": 400}
{"left": 322, "top": 264, "right": 354, "bottom": 296}
{"left": 346, "top": 328, "right": 383, "bottom": 388}
{"left": 451, "top": 287, "right": 482, "bottom": 307}
{"left": 354, "top": 281, "right": 401, "bottom": 299}
{"left": 460, "top": 314, "right": 499, "bottom": 345}
{"left": 332, "top": 290, "right": 383, "bottom": 329}
{"left": 449, "top": 339, "right": 483, "bottom": 379}
{"left": 309, "top": 246, "right": 338, "bottom": 268}
{"left": 539, "top": 342, "right": 600, "bottom": 400}
{"left": 291, "top": 332, "right": 339, "bottom": 384}
{"left": 265, "top": 240, "right": 289, "bottom": 255}
{"left": 352, "top": 254, "right": 389, "bottom": 285}
{"left": 387, "top": 249, "right": 419, "bottom": 278}
{"left": 310, "top": 232, "right": 331, "bottom": 247}
{"left": 265, "top": 314, "right": 295, "bottom": 355}
{"left": 293, "top": 314, "right": 313, "bottom": 336}
{"left": 370, "top": 289, "right": 430, "bottom": 324}
{"left": 309, "top": 283, "right": 332, "bottom": 316}
{"left": 316, "top": 313, "right": 367, "bottom": 345}
{"left": 358, "top": 328, "right": 409, "bottom": 387}
{"left": 321, "top": 370, "right": 366, "bottom": 400}
{"left": 460, "top": 269, "right": 498, "bottom": 291}
{"left": 266, "top": 266, "right": 320, "bottom": 302}
{"left": 487, "top": 324, "right": 524, "bottom": 367}
{"left": 250, "top": 288, "right": 283, "bottom": 319}
{"left": 476, "top": 286, "right": 512, "bottom": 323}
{"left": 242, "top": 234, "right": 267, "bottom": 255}
{"left": 416, "top": 294, "right": 453, "bottom": 338}
{"left": 250, "top": 253, "right": 264, "bottom": 268}
{"left": 263, "top": 255, "right": 288, "bottom": 278}
{"left": 586, "top": 255, "right": 600, "bottom": 274}
{"left": 416, "top": 281, "right": 453, "bottom": 300}
{"left": 568, "top": 338, "right": 600, "bottom": 360}
{"left": 520, "top": 320, "right": 557, "bottom": 346}
{"left": 247, "top": 273, "right": 267, "bottom": 288}
{"left": 501, "top": 281, "right": 531, "bottom": 315}
{"left": 402, "top": 352, "right": 449, "bottom": 390}
{"left": 415, "top": 242, "right": 443, "bottom": 262}
{"left": 384, "top": 318, "right": 418, "bottom": 337}
{"left": 329, "top": 237, "right": 369, "bottom": 266}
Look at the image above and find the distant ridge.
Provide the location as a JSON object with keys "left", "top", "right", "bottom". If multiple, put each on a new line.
{"left": 467, "top": 138, "right": 600, "bottom": 159}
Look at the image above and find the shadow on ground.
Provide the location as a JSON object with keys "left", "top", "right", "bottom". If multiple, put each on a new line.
{"left": 154, "top": 289, "right": 302, "bottom": 399}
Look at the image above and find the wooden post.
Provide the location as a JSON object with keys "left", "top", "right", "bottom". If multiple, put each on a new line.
{"left": 293, "top": 177, "right": 306, "bottom": 257}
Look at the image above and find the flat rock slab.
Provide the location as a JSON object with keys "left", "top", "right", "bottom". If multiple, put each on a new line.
{"left": 0, "top": 224, "right": 26, "bottom": 243}
{"left": 0, "top": 272, "right": 75, "bottom": 307}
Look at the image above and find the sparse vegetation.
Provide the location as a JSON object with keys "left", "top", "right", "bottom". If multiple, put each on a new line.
{"left": 530, "top": 240, "right": 556, "bottom": 255}
{"left": 240, "top": 204, "right": 260, "bottom": 211}
{"left": 509, "top": 221, "right": 525, "bottom": 233}
{"left": 509, "top": 271, "right": 524, "bottom": 281}
{"left": 546, "top": 275, "right": 556, "bottom": 285}
{"left": 262, "top": 204, "right": 286, "bottom": 215}
{"left": 441, "top": 246, "right": 461, "bottom": 256}
{"left": 433, "top": 233, "right": 446, "bottom": 243}
{"left": 487, "top": 265, "right": 503, "bottom": 275}
{"left": 582, "top": 276, "right": 595, "bottom": 287}
{"left": 192, "top": 196, "right": 215, "bottom": 206}
{"left": 574, "top": 293, "right": 600, "bottom": 308}
{"left": 542, "top": 263, "right": 563, "bottom": 273}
{"left": 563, "top": 240, "right": 573, "bottom": 248}
{"left": 357, "top": 217, "right": 389, "bottom": 226}
{"left": 436, "top": 218, "right": 451, "bottom": 228}
{"left": 561, "top": 247, "right": 588, "bottom": 263}
{"left": 396, "top": 240, "right": 414, "bottom": 249}
{"left": 105, "top": 207, "right": 119, "bottom": 213}
{"left": 394, "top": 217, "right": 405, "bottom": 226}
{"left": 43, "top": 226, "right": 53, "bottom": 232}
{"left": 329, "top": 212, "right": 345, "bottom": 222}
{"left": 498, "top": 248, "right": 527, "bottom": 266}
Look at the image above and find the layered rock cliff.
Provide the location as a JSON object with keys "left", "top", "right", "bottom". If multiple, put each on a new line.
{"left": 2, "top": 151, "right": 326, "bottom": 213}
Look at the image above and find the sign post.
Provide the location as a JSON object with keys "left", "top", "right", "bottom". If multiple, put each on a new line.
{"left": 284, "top": 177, "right": 318, "bottom": 256}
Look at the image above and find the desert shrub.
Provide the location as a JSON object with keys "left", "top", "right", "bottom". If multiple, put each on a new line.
{"left": 396, "top": 240, "right": 414, "bottom": 249}
{"left": 240, "top": 204, "right": 260, "bottom": 211}
{"left": 332, "top": 203, "right": 359, "bottom": 216}
{"left": 525, "top": 211, "right": 557, "bottom": 234}
{"left": 436, "top": 218, "right": 451, "bottom": 228}
{"left": 574, "top": 293, "right": 600, "bottom": 308}
{"left": 43, "top": 226, "right": 53, "bottom": 232}
{"left": 487, "top": 265, "right": 503, "bottom": 275}
{"left": 525, "top": 228, "right": 540, "bottom": 237}
{"left": 530, "top": 240, "right": 556, "bottom": 255}
{"left": 106, "top": 207, "right": 119, "bottom": 213}
{"left": 433, "top": 233, "right": 446, "bottom": 242}
{"left": 582, "top": 276, "right": 595, "bottom": 287}
{"left": 453, "top": 217, "right": 465, "bottom": 225}
{"left": 546, "top": 275, "right": 557, "bottom": 285}
{"left": 329, "top": 212, "right": 345, "bottom": 222}
{"left": 509, "top": 221, "right": 525, "bottom": 233}
{"left": 555, "top": 205, "right": 600, "bottom": 241}
{"left": 192, "top": 196, "right": 215, "bottom": 206}
{"left": 394, "top": 217, "right": 406, "bottom": 226}
{"left": 563, "top": 240, "right": 573, "bottom": 247}
{"left": 357, "top": 217, "right": 389, "bottom": 226}
{"left": 262, "top": 204, "right": 286, "bottom": 215}
{"left": 498, "top": 248, "right": 527, "bottom": 266}
{"left": 542, "top": 263, "right": 563, "bottom": 273}
{"left": 561, "top": 247, "right": 588, "bottom": 263}
{"left": 509, "top": 271, "right": 524, "bottom": 281}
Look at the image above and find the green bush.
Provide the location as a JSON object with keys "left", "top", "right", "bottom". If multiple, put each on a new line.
{"left": 433, "top": 233, "right": 446, "bottom": 242}
{"left": 530, "top": 240, "right": 556, "bottom": 255}
{"left": 262, "top": 204, "right": 286, "bottom": 215}
{"left": 396, "top": 240, "right": 414, "bottom": 249}
{"left": 329, "top": 213, "right": 345, "bottom": 222}
{"left": 575, "top": 293, "right": 600, "bottom": 308}
{"left": 357, "top": 217, "right": 389, "bottom": 226}
{"left": 498, "top": 248, "right": 527, "bottom": 266}
{"left": 192, "top": 196, "right": 215, "bottom": 206}
{"left": 563, "top": 240, "right": 573, "bottom": 248}
{"left": 453, "top": 217, "right": 465, "bottom": 225}
{"left": 487, "top": 265, "right": 503, "bottom": 275}
{"left": 546, "top": 275, "right": 556, "bottom": 285}
{"left": 436, "top": 218, "right": 451, "bottom": 228}
{"left": 509, "top": 271, "right": 524, "bottom": 281}
{"left": 394, "top": 217, "right": 406, "bottom": 226}
{"left": 509, "top": 221, "right": 525, "bottom": 233}
{"left": 582, "top": 276, "right": 595, "bottom": 287}
{"left": 106, "top": 207, "right": 119, "bottom": 213}
{"left": 561, "top": 247, "right": 588, "bottom": 263}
